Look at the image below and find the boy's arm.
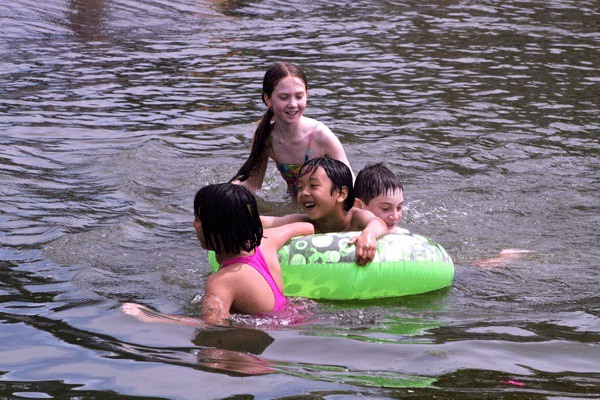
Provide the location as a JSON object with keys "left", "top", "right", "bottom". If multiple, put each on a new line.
{"left": 260, "top": 214, "right": 309, "bottom": 228}
{"left": 348, "top": 209, "right": 388, "bottom": 266}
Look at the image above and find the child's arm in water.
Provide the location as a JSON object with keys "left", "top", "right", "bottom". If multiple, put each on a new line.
{"left": 122, "top": 295, "right": 231, "bottom": 327}
{"left": 232, "top": 153, "right": 269, "bottom": 194}
{"left": 121, "top": 287, "right": 241, "bottom": 328}
{"left": 121, "top": 265, "right": 251, "bottom": 327}
{"left": 121, "top": 303, "right": 212, "bottom": 328}
{"left": 348, "top": 208, "right": 388, "bottom": 266}
{"left": 471, "top": 249, "right": 536, "bottom": 269}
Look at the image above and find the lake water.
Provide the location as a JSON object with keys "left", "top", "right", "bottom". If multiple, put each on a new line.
{"left": 1, "top": 0, "right": 599, "bottom": 398}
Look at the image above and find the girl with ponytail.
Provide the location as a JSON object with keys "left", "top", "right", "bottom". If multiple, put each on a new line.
{"left": 230, "top": 62, "right": 352, "bottom": 197}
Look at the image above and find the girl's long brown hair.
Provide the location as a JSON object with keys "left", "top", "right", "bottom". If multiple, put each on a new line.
{"left": 230, "top": 62, "right": 307, "bottom": 183}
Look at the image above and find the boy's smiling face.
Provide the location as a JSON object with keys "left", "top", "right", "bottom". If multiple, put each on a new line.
{"left": 363, "top": 188, "right": 404, "bottom": 232}
{"left": 296, "top": 166, "right": 346, "bottom": 221}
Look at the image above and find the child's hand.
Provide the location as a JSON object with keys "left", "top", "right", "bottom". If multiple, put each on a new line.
{"left": 348, "top": 233, "right": 377, "bottom": 266}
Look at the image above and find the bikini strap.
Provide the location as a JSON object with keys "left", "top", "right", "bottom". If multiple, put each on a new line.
{"left": 303, "top": 123, "right": 319, "bottom": 163}
{"left": 270, "top": 122, "right": 319, "bottom": 165}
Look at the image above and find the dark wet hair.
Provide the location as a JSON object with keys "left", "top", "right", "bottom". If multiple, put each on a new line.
{"left": 354, "top": 162, "right": 404, "bottom": 205}
{"left": 298, "top": 157, "right": 355, "bottom": 211}
{"left": 230, "top": 62, "right": 308, "bottom": 183}
{"left": 194, "top": 183, "right": 262, "bottom": 254}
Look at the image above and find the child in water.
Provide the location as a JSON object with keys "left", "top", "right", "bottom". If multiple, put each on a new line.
{"left": 230, "top": 62, "right": 353, "bottom": 196}
{"left": 354, "top": 162, "right": 408, "bottom": 234}
{"left": 122, "top": 183, "right": 314, "bottom": 327}
{"left": 260, "top": 157, "right": 388, "bottom": 266}
{"left": 351, "top": 164, "right": 535, "bottom": 267}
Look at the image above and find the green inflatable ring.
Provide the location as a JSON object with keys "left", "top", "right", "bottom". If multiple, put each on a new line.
{"left": 208, "top": 231, "right": 454, "bottom": 300}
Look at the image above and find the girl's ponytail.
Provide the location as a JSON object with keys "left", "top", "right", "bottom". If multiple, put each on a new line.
{"left": 230, "top": 108, "right": 274, "bottom": 183}
{"left": 230, "top": 62, "right": 307, "bottom": 184}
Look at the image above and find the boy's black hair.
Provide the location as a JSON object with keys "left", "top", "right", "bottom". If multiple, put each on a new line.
{"left": 354, "top": 162, "right": 404, "bottom": 205}
{"left": 298, "top": 157, "right": 354, "bottom": 211}
{"left": 194, "top": 183, "right": 263, "bottom": 254}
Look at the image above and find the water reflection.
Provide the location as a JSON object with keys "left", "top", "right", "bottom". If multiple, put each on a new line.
{"left": 67, "top": 0, "right": 106, "bottom": 41}
{"left": 119, "top": 302, "right": 276, "bottom": 374}
{"left": 192, "top": 326, "right": 274, "bottom": 354}
{"left": 192, "top": 327, "right": 275, "bottom": 375}
{"left": 209, "top": 0, "right": 257, "bottom": 17}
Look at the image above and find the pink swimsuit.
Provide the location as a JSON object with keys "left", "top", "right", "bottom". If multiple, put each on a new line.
{"left": 220, "top": 247, "right": 287, "bottom": 312}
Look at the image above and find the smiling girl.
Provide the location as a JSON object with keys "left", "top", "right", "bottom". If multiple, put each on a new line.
{"left": 230, "top": 62, "right": 353, "bottom": 196}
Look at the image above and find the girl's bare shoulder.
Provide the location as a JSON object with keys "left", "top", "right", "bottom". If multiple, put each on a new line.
{"left": 312, "top": 121, "right": 342, "bottom": 147}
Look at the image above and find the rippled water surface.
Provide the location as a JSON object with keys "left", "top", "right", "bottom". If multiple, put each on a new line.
{"left": 1, "top": 0, "right": 599, "bottom": 399}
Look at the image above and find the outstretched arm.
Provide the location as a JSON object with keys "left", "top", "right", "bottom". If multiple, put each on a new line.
{"left": 262, "top": 222, "right": 315, "bottom": 252}
{"left": 121, "top": 303, "right": 212, "bottom": 328}
{"left": 348, "top": 209, "right": 388, "bottom": 266}
{"left": 471, "top": 249, "right": 535, "bottom": 269}
{"left": 260, "top": 213, "right": 310, "bottom": 229}
{"left": 122, "top": 274, "right": 234, "bottom": 328}
{"left": 232, "top": 153, "right": 269, "bottom": 195}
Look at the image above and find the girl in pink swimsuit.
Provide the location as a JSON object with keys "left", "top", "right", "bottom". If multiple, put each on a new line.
{"left": 230, "top": 62, "right": 353, "bottom": 196}
{"left": 123, "top": 183, "right": 314, "bottom": 326}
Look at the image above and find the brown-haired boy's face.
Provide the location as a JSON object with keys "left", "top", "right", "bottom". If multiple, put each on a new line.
{"left": 363, "top": 188, "right": 404, "bottom": 232}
